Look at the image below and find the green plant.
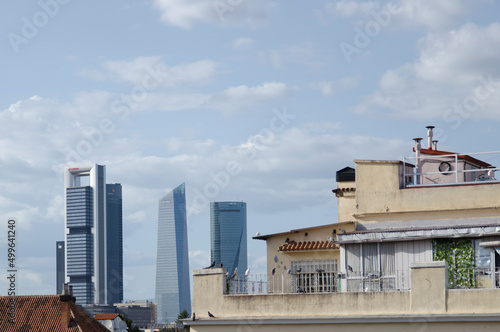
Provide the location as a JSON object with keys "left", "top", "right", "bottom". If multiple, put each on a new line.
{"left": 432, "top": 238, "right": 475, "bottom": 288}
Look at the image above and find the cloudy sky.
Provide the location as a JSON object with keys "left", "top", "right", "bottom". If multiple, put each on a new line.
{"left": 2, "top": 0, "right": 500, "bottom": 301}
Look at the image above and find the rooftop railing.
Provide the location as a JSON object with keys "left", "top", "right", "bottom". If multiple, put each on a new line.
{"left": 402, "top": 151, "right": 500, "bottom": 188}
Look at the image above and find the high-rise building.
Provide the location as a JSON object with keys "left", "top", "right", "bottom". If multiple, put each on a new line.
{"left": 65, "top": 165, "right": 106, "bottom": 305}
{"left": 210, "top": 201, "right": 247, "bottom": 277}
{"left": 155, "top": 183, "right": 191, "bottom": 324}
{"left": 106, "top": 183, "right": 123, "bottom": 305}
{"left": 56, "top": 241, "right": 65, "bottom": 294}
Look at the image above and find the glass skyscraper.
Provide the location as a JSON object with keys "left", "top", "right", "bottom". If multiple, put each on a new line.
{"left": 210, "top": 201, "right": 247, "bottom": 277}
{"left": 64, "top": 165, "right": 123, "bottom": 305}
{"left": 155, "top": 183, "right": 191, "bottom": 324}
{"left": 106, "top": 183, "right": 123, "bottom": 305}
{"left": 56, "top": 241, "right": 65, "bottom": 295}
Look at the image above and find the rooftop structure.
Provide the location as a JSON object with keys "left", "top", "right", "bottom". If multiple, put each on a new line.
{"left": 186, "top": 126, "right": 500, "bottom": 331}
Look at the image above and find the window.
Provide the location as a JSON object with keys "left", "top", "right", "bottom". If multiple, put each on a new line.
{"left": 291, "top": 260, "right": 338, "bottom": 293}
{"left": 345, "top": 243, "right": 396, "bottom": 292}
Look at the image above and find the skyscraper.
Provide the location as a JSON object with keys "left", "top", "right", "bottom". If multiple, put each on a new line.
{"left": 210, "top": 202, "right": 247, "bottom": 277}
{"left": 155, "top": 183, "right": 191, "bottom": 324}
{"left": 56, "top": 241, "right": 65, "bottom": 294}
{"left": 106, "top": 183, "right": 123, "bottom": 305}
{"left": 64, "top": 165, "right": 123, "bottom": 305}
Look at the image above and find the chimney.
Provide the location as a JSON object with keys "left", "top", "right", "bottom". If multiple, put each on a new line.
{"left": 413, "top": 137, "right": 422, "bottom": 185}
{"left": 426, "top": 126, "right": 435, "bottom": 149}
{"left": 432, "top": 140, "right": 438, "bottom": 151}
{"left": 60, "top": 283, "right": 75, "bottom": 328}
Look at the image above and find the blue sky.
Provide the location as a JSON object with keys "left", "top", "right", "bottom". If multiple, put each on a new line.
{"left": 2, "top": 0, "right": 500, "bottom": 301}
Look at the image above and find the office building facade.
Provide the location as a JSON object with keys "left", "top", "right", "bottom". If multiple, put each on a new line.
{"left": 56, "top": 241, "right": 65, "bottom": 294}
{"left": 155, "top": 183, "right": 191, "bottom": 324}
{"left": 210, "top": 201, "right": 247, "bottom": 277}
{"left": 106, "top": 183, "right": 123, "bottom": 305}
{"left": 64, "top": 165, "right": 123, "bottom": 305}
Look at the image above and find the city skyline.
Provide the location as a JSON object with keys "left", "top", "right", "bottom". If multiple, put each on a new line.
{"left": 2, "top": 1, "right": 500, "bottom": 301}
{"left": 211, "top": 201, "right": 247, "bottom": 277}
{"left": 155, "top": 183, "right": 191, "bottom": 324}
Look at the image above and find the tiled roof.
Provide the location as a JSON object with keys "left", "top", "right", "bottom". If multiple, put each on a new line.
{"left": 0, "top": 295, "right": 109, "bottom": 332}
{"left": 279, "top": 241, "right": 338, "bottom": 252}
{"left": 95, "top": 313, "right": 120, "bottom": 320}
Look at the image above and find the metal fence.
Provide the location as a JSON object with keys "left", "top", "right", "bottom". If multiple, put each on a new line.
{"left": 228, "top": 272, "right": 339, "bottom": 295}
{"left": 448, "top": 267, "right": 500, "bottom": 289}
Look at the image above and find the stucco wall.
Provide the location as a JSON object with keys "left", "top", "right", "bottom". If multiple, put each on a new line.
{"left": 189, "top": 263, "right": 500, "bottom": 331}
{"left": 349, "top": 160, "right": 500, "bottom": 222}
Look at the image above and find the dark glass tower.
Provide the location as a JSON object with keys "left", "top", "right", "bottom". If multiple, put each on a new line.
{"left": 106, "top": 183, "right": 123, "bottom": 305}
{"left": 211, "top": 202, "right": 247, "bottom": 277}
{"left": 64, "top": 165, "right": 106, "bottom": 305}
{"left": 56, "top": 241, "right": 65, "bottom": 294}
{"left": 155, "top": 183, "right": 191, "bottom": 324}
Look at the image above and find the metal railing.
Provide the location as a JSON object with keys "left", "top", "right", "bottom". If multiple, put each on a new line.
{"left": 448, "top": 267, "right": 500, "bottom": 289}
{"left": 402, "top": 151, "right": 500, "bottom": 188}
{"left": 228, "top": 272, "right": 339, "bottom": 295}
{"left": 343, "top": 270, "right": 410, "bottom": 292}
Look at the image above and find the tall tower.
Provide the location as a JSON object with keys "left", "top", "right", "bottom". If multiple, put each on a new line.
{"left": 210, "top": 202, "right": 247, "bottom": 277}
{"left": 155, "top": 183, "right": 191, "bottom": 324}
{"left": 64, "top": 165, "right": 107, "bottom": 305}
{"left": 106, "top": 183, "right": 123, "bottom": 305}
{"left": 56, "top": 241, "right": 65, "bottom": 294}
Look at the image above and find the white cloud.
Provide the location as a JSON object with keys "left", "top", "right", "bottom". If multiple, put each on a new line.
{"left": 152, "top": 0, "right": 273, "bottom": 29}
{"left": 79, "top": 57, "right": 219, "bottom": 87}
{"left": 207, "top": 82, "right": 291, "bottom": 111}
{"left": 229, "top": 37, "right": 255, "bottom": 51}
{"left": 259, "top": 42, "right": 322, "bottom": 69}
{"left": 311, "top": 76, "right": 361, "bottom": 96}
{"left": 325, "top": 0, "right": 469, "bottom": 31}
{"left": 353, "top": 23, "right": 500, "bottom": 120}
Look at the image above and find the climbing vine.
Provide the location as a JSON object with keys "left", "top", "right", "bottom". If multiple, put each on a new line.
{"left": 432, "top": 238, "right": 475, "bottom": 288}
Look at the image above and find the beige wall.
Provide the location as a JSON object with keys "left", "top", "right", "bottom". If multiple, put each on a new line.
{"left": 263, "top": 223, "right": 356, "bottom": 277}
{"left": 337, "top": 160, "right": 500, "bottom": 223}
{"left": 188, "top": 263, "right": 500, "bottom": 331}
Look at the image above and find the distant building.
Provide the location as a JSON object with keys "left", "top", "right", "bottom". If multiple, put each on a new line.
{"left": 210, "top": 201, "right": 247, "bottom": 276}
{"left": 65, "top": 164, "right": 107, "bottom": 305}
{"left": 64, "top": 165, "right": 123, "bottom": 305}
{"left": 155, "top": 183, "right": 191, "bottom": 324}
{"left": 56, "top": 241, "right": 65, "bottom": 294}
{"left": 115, "top": 300, "right": 156, "bottom": 328}
{"left": 106, "top": 183, "right": 123, "bottom": 305}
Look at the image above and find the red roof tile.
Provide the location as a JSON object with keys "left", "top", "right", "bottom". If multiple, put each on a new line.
{"left": 95, "top": 313, "right": 120, "bottom": 320}
{"left": 0, "top": 295, "right": 109, "bottom": 332}
{"left": 278, "top": 241, "right": 338, "bottom": 252}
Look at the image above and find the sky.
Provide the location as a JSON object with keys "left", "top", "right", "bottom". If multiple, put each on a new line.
{"left": 2, "top": 0, "right": 500, "bottom": 301}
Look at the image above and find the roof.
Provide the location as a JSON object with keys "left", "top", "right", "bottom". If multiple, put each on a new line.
{"left": 253, "top": 222, "right": 355, "bottom": 240}
{"left": 95, "top": 313, "right": 120, "bottom": 320}
{"left": 279, "top": 240, "right": 338, "bottom": 251}
{"left": 0, "top": 295, "right": 109, "bottom": 332}
{"left": 417, "top": 148, "right": 494, "bottom": 168}
{"left": 336, "top": 218, "right": 500, "bottom": 244}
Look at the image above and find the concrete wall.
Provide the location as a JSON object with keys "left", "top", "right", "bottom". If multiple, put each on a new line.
{"left": 340, "top": 160, "right": 500, "bottom": 223}
{"left": 188, "top": 262, "right": 500, "bottom": 331}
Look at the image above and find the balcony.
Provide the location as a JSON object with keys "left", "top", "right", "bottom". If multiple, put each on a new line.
{"left": 402, "top": 151, "right": 500, "bottom": 188}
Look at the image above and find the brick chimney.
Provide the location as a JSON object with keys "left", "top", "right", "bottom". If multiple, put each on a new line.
{"left": 60, "top": 284, "right": 75, "bottom": 328}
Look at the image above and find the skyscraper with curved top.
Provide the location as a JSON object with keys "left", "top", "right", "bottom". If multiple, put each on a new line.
{"left": 155, "top": 183, "right": 191, "bottom": 324}
{"left": 210, "top": 202, "right": 247, "bottom": 277}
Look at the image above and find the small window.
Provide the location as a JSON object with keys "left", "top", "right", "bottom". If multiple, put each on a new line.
{"left": 291, "top": 260, "right": 338, "bottom": 293}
